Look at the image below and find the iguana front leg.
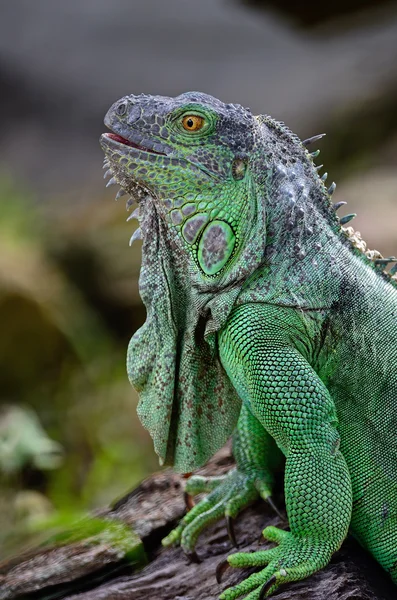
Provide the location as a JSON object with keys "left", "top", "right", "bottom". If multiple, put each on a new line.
{"left": 218, "top": 304, "right": 353, "bottom": 598}
{"left": 162, "top": 404, "right": 283, "bottom": 556}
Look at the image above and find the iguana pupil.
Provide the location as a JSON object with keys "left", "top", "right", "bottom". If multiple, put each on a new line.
{"left": 182, "top": 114, "right": 204, "bottom": 131}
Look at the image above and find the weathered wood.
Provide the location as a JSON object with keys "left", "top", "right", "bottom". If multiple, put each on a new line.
{"left": 0, "top": 446, "right": 395, "bottom": 600}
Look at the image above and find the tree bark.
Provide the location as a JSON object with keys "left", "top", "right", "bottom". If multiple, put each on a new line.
{"left": 0, "top": 445, "right": 395, "bottom": 600}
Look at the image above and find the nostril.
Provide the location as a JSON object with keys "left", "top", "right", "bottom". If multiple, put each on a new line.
{"left": 116, "top": 101, "right": 127, "bottom": 116}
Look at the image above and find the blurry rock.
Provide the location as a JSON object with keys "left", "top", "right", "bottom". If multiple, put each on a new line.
{"left": 0, "top": 186, "right": 114, "bottom": 400}
{"left": 13, "top": 490, "right": 55, "bottom": 528}
{"left": 0, "top": 185, "right": 157, "bottom": 560}
{"left": 0, "top": 405, "right": 63, "bottom": 474}
{"left": 47, "top": 193, "right": 145, "bottom": 343}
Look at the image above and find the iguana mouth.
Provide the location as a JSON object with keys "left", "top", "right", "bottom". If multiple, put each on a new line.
{"left": 103, "top": 132, "right": 167, "bottom": 156}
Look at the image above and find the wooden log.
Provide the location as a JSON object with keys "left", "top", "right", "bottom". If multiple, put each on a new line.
{"left": 0, "top": 446, "right": 395, "bottom": 600}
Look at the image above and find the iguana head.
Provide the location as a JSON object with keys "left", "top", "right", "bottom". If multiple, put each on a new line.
{"left": 100, "top": 92, "right": 259, "bottom": 279}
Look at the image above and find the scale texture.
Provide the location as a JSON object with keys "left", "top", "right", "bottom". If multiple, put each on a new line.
{"left": 100, "top": 91, "right": 397, "bottom": 599}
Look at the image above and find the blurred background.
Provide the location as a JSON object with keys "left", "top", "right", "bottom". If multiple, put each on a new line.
{"left": 1, "top": 0, "right": 397, "bottom": 559}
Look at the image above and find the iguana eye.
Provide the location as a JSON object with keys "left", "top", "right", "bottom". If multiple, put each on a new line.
{"left": 182, "top": 115, "right": 205, "bottom": 132}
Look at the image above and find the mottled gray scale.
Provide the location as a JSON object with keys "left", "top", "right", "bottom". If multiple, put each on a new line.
{"left": 182, "top": 203, "right": 197, "bottom": 216}
{"left": 153, "top": 143, "right": 165, "bottom": 153}
{"left": 170, "top": 209, "right": 183, "bottom": 225}
{"left": 182, "top": 213, "right": 209, "bottom": 245}
{"left": 204, "top": 228, "right": 226, "bottom": 269}
{"left": 127, "top": 105, "right": 142, "bottom": 124}
{"left": 198, "top": 221, "right": 236, "bottom": 274}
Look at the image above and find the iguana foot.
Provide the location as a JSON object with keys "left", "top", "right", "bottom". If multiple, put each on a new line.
{"left": 218, "top": 526, "right": 334, "bottom": 599}
{"left": 162, "top": 469, "right": 274, "bottom": 554}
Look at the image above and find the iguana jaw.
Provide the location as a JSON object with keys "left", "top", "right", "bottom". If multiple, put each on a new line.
{"left": 101, "top": 131, "right": 220, "bottom": 181}
{"left": 100, "top": 129, "right": 217, "bottom": 208}
{"left": 101, "top": 132, "right": 168, "bottom": 157}
{"left": 100, "top": 92, "right": 263, "bottom": 280}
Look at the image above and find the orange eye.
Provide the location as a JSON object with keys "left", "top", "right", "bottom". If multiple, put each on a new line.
{"left": 182, "top": 115, "right": 205, "bottom": 132}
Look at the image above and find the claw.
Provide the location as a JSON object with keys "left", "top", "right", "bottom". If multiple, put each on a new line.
{"left": 216, "top": 558, "right": 230, "bottom": 584}
{"left": 226, "top": 515, "right": 238, "bottom": 548}
{"left": 185, "top": 550, "right": 201, "bottom": 564}
{"left": 266, "top": 496, "right": 284, "bottom": 521}
{"left": 259, "top": 575, "right": 277, "bottom": 599}
{"left": 184, "top": 491, "right": 195, "bottom": 511}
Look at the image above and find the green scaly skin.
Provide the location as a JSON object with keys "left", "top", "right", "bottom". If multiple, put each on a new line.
{"left": 100, "top": 92, "right": 397, "bottom": 598}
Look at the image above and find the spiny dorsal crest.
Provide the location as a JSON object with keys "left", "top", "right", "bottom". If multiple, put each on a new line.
{"left": 342, "top": 226, "right": 397, "bottom": 283}
{"left": 255, "top": 118, "right": 397, "bottom": 284}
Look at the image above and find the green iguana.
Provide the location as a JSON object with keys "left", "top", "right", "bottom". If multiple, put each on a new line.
{"left": 100, "top": 92, "right": 397, "bottom": 599}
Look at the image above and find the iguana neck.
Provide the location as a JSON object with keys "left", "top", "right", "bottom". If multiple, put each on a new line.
{"left": 245, "top": 162, "right": 351, "bottom": 310}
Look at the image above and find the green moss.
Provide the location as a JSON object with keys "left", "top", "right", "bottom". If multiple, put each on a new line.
{"left": 41, "top": 513, "right": 147, "bottom": 566}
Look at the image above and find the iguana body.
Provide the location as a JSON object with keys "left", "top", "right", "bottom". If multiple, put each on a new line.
{"left": 100, "top": 92, "right": 397, "bottom": 598}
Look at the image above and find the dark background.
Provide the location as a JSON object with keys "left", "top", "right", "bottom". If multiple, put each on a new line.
{"left": 1, "top": 0, "right": 397, "bottom": 557}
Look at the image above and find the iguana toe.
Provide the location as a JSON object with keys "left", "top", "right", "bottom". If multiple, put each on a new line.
{"left": 219, "top": 528, "right": 334, "bottom": 598}
{"left": 162, "top": 469, "right": 272, "bottom": 554}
